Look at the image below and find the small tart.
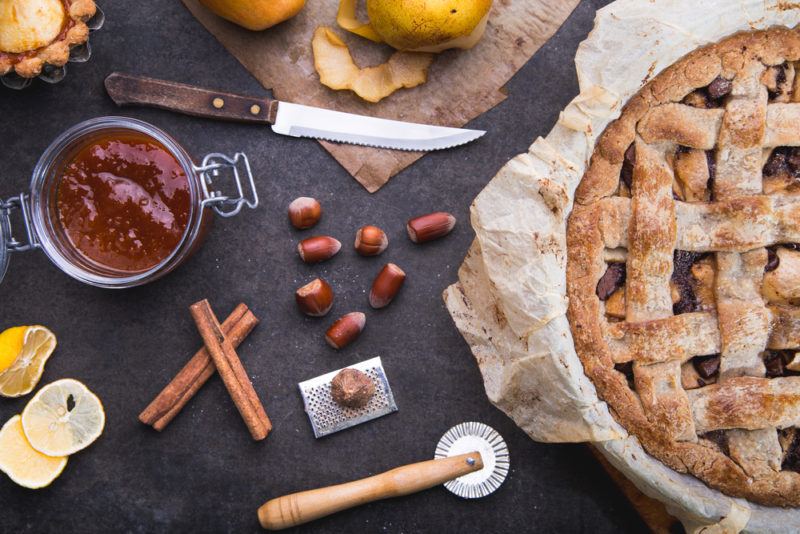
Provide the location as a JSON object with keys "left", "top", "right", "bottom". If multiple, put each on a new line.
{"left": 0, "top": 0, "right": 65, "bottom": 53}
{"left": 0, "top": 0, "right": 96, "bottom": 79}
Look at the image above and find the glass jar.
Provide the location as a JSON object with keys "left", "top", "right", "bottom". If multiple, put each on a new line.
{"left": 0, "top": 116, "right": 258, "bottom": 288}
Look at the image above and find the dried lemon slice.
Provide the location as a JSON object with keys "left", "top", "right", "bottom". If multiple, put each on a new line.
{"left": 0, "top": 326, "right": 26, "bottom": 373}
{"left": 21, "top": 379, "right": 105, "bottom": 457}
{"left": 0, "top": 415, "right": 67, "bottom": 489}
{"left": 0, "top": 325, "right": 57, "bottom": 398}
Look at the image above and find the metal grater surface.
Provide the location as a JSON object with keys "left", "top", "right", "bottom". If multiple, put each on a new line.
{"left": 298, "top": 357, "right": 398, "bottom": 438}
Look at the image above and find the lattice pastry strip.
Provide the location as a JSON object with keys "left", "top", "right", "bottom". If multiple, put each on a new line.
{"left": 714, "top": 61, "right": 768, "bottom": 200}
{"left": 711, "top": 63, "right": 777, "bottom": 477}
{"left": 715, "top": 250, "right": 771, "bottom": 379}
{"left": 715, "top": 249, "right": 778, "bottom": 476}
{"left": 604, "top": 308, "right": 800, "bottom": 363}
{"left": 626, "top": 137, "right": 696, "bottom": 441}
{"left": 593, "top": 195, "right": 800, "bottom": 253}
{"left": 688, "top": 377, "right": 800, "bottom": 433}
{"left": 626, "top": 138, "right": 676, "bottom": 322}
{"left": 728, "top": 429, "right": 783, "bottom": 477}
{"left": 639, "top": 104, "right": 800, "bottom": 154}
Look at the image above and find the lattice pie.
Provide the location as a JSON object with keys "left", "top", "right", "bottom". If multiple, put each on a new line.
{"left": 567, "top": 27, "right": 800, "bottom": 506}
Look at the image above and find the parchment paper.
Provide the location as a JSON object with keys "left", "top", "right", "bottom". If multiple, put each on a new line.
{"left": 443, "top": 1, "right": 800, "bottom": 531}
{"left": 181, "top": 0, "right": 578, "bottom": 192}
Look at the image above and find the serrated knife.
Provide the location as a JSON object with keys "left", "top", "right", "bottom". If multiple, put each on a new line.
{"left": 104, "top": 72, "right": 484, "bottom": 151}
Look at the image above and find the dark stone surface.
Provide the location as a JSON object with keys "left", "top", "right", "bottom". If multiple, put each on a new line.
{"left": 0, "top": 0, "right": 646, "bottom": 532}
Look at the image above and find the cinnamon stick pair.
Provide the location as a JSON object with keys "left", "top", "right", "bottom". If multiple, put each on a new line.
{"left": 139, "top": 300, "right": 272, "bottom": 441}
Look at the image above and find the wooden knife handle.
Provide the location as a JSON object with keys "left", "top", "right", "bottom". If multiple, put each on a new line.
{"left": 104, "top": 72, "right": 278, "bottom": 124}
{"left": 257, "top": 452, "right": 483, "bottom": 531}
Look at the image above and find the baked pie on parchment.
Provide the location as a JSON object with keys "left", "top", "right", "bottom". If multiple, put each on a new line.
{"left": 0, "top": 0, "right": 96, "bottom": 78}
{"left": 567, "top": 27, "right": 800, "bottom": 507}
{"left": 444, "top": 1, "right": 800, "bottom": 530}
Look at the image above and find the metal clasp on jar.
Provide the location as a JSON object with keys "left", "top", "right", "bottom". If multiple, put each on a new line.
{"left": 194, "top": 153, "right": 259, "bottom": 218}
{"left": 1, "top": 194, "right": 40, "bottom": 252}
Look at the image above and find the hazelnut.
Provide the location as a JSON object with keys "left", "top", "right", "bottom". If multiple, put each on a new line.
{"left": 325, "top": 312, "right": 366, "bottom": 349}
{"left": 406, "top": 212, "right": 456, "bottom": 243}
{"left": 354, "top": 225, "right": 388, "bottom": 256}
{"left": 295, "top": 278, "right": 334, "bottom": 317}
{"left": 288, "top": 197, "right": 322, "bottom": 229}
{"left": 330, "top": 368, "right": 375, "bottom": 408}
{"left": 298, "top": 236, "right": 341, "bottom": 263}
{"left": 369, "top": 263, "right": 406, "bottom": 309}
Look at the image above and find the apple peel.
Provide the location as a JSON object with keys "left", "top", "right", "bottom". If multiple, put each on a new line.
{"left": 312, "top": 26, "right": 434, "bottom": 103}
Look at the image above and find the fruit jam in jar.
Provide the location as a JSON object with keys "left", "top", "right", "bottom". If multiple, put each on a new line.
{"left": 56, "top": 131, "right": 192, "bottom": 273}
{"left": 0, "top": 117, "right": 258, "bottom": 288}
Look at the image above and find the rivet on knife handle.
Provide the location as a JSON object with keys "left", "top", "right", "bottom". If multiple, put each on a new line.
{"left": 104, "top": 72, "right": 278, "bottom": 124}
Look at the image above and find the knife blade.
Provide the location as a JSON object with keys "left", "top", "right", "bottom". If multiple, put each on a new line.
{"left": 104, "top": 72, "right": 485, "bottom": 152}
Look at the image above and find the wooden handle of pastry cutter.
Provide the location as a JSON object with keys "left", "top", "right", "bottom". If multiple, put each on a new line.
{"left": 258, "top": 451, "right": 483, "bottom": 530}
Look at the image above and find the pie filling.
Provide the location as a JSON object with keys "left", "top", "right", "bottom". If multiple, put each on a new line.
{"left": 568, "top": 28, "right": 800, "bottom": 506}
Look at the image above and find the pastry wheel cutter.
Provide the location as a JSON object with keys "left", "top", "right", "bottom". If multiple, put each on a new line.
{"left": 298, "top": 356, "right": 397, "bottom": 438}
{"left": 257, "top": 421, "right": 509, "bottom": 530}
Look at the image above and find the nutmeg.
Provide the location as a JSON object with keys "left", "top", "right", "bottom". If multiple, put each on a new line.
{"left": 354, "top": 225, "right": 388, "bottom": 256}
{"left": 330, "top": 368, "right": 375, "bottom": 408}
{"left": 298, "top": 236, "right": 341, "bottom": 264}
{"left": 295, "top": 278, "right": 334, "bottom": 317}
{"left": 369, "top": 263, "right": 406, "bottom": 309}
{"left": 406, "top": 212, "right": 456, "bottom": 243}
{"left": 325, "top": 312, "right": 366, "bottom": 349}
{"left": 288, "top": 197, "right": 322, "bottom": 229}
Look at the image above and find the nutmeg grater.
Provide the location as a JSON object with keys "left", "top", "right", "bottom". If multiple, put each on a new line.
{"left": 298, "top": 356, "right": 397, "bottom": 438}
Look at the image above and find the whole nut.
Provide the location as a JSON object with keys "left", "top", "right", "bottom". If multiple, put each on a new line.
{"left": 369, "top": 263, "right": 406, "bottom": 309}
{"left": 330, "top": 368, "right": 375, "bottom": 408}
{"left": 295, "top": 278, "right": 334, "bottom": 317}
{"left": 325, "top": 312, "right": 366, "bottom": 349}
{"left": 298, "top": 236, "right": 341, "bottom": 263}
{"left": 288, "top": 197, "right": 322, "bottom": 230}
{"left": 406, "top": 212, "right": 456, "bottom": 243}
{"left": 354, "top": 225, "right": 388, "bottom": 256}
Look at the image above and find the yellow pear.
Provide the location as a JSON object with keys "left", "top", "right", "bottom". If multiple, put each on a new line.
{"left": 338, "top": 0, "right": 492, "bottom": 53}
{"left": 199, "top": 0, "right": 305, "bottom": 31}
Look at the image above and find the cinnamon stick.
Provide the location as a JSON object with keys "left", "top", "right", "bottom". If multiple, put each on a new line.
{"left": 190, "top": 299, "right": 272, "bottom": 441}
{"left": 139, "top": 303, "right": 259, "bottom": 431}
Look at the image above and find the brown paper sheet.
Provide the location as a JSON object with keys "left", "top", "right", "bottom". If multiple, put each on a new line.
{"left": 181, "top": 0, "right": 578, "bottom": 192}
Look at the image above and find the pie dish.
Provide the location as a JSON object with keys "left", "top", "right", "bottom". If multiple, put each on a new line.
{"left": 0, "top": 0, "right": 96, "bottom": 79}
{"left": 566, "top": 26, "right": 800, "bottom": 507}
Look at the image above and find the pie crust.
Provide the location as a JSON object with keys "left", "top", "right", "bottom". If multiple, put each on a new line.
{"left": 567, "top": 27, "right": 800, "bottom": 507}
{"left": 0, "top": 0, "right": 96, "bottom": 79}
